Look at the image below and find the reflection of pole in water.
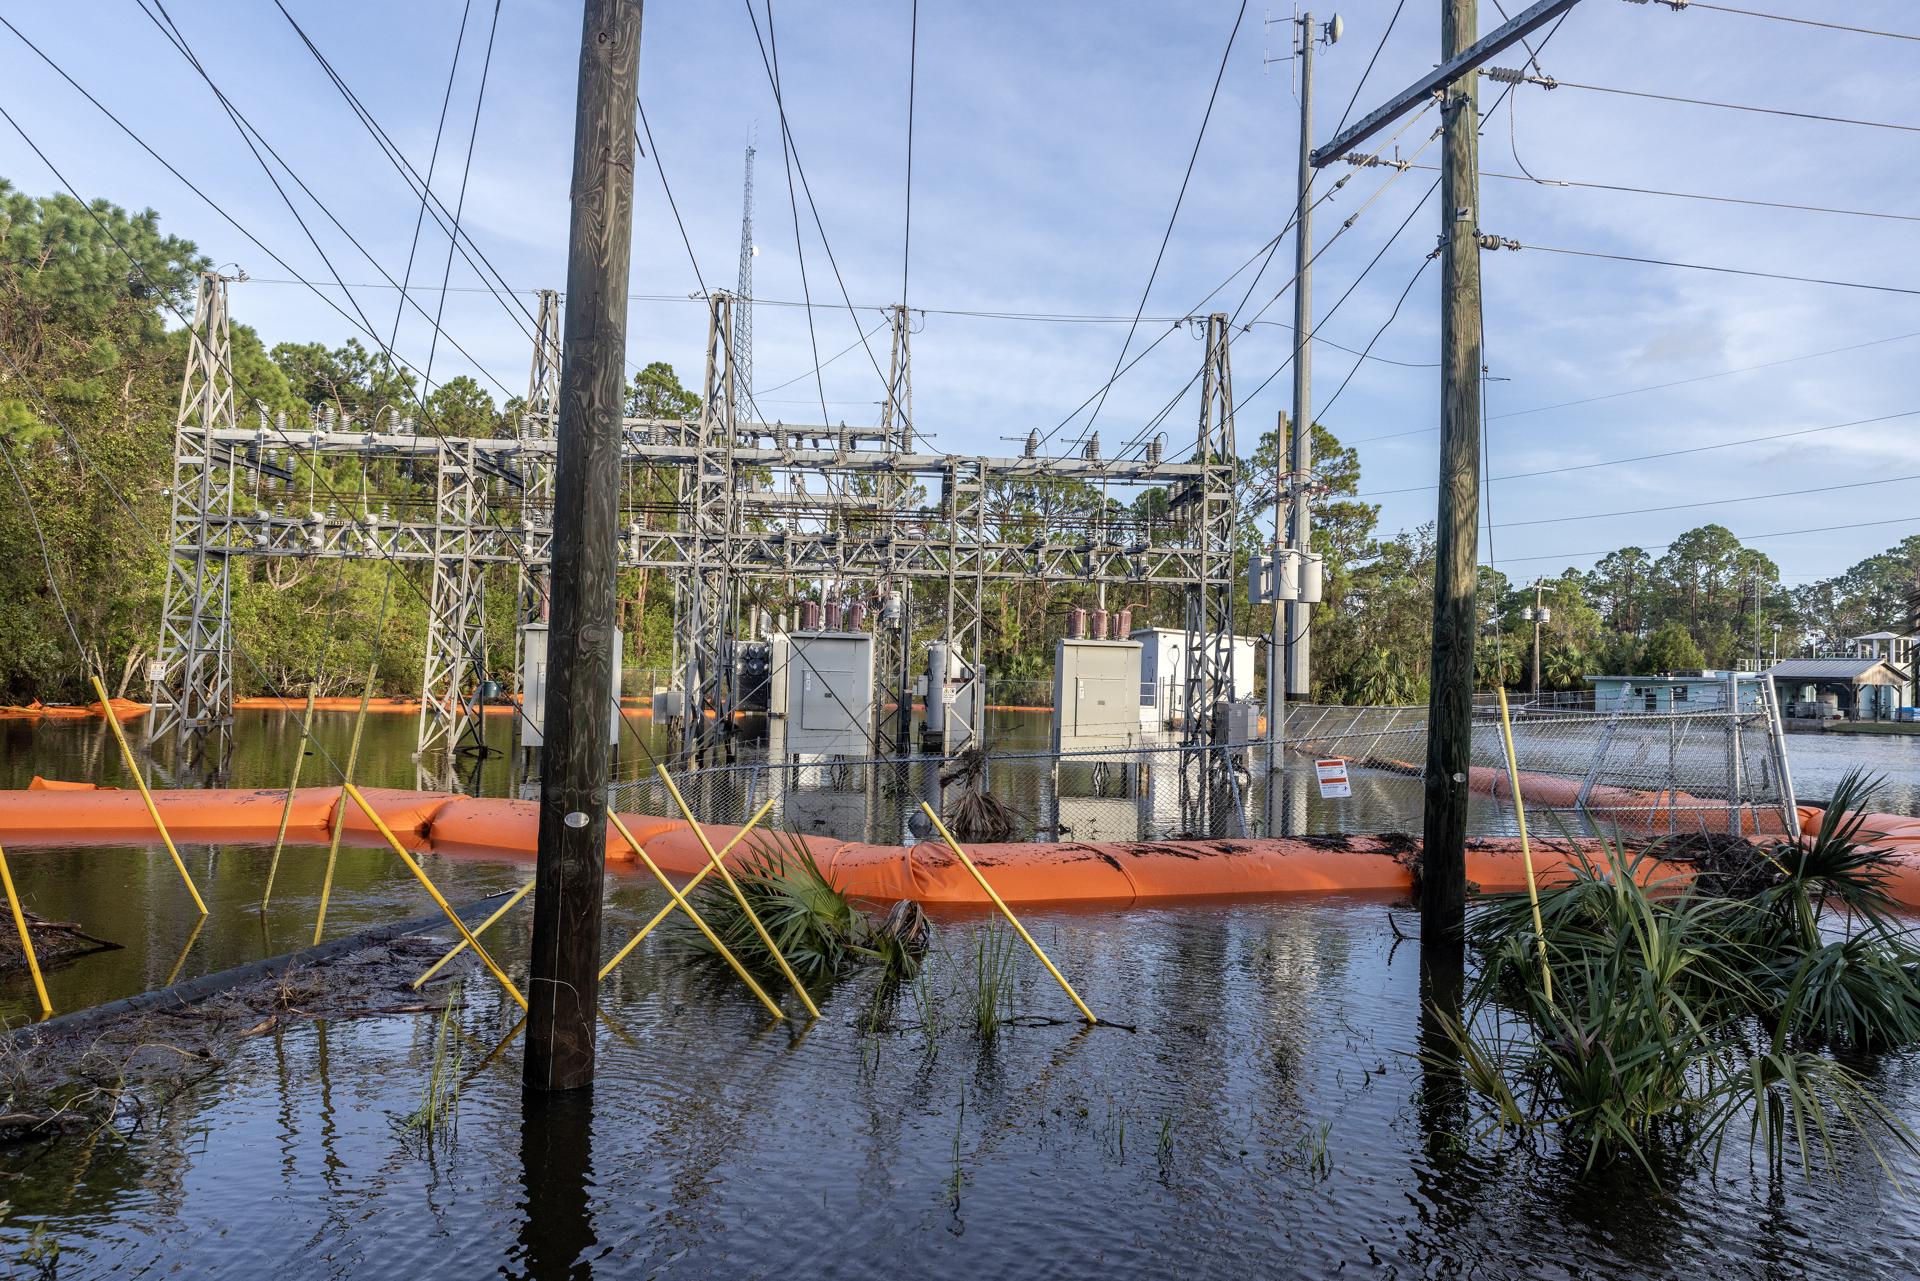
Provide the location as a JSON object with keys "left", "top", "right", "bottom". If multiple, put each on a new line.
{"left": 518, "top": 1091, "right": 598, "bottom": 1274}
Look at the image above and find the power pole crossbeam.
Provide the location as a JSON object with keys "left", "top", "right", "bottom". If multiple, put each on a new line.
{"left": 1310, "top": 0, "right": 1582, "bottom": 168}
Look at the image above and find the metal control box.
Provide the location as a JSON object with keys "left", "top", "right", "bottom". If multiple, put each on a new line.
{"left": 769, "top": 631, "right": 875, "bottom": 757}
{"left": 1133, "top": 627, "right": 1259, "bottom": 728}
{"left": 519, "top": 623, "right": 623, "bottom": 748}
{"left": 1052, "top": 638, "right": 1144, "bottom": 753}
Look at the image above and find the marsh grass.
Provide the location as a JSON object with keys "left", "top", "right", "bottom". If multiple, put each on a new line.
{"left": 1445, "top": 769, "right": 1920, "bottom": 1184}
{"left": 970, "top": 923, "right": 1020, "bottom": 1043}
{"left": 397, "top": 980, "right": 463, "bottom": 1149}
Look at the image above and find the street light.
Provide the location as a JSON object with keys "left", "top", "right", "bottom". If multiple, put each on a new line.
{"left": 1521, "top": 582, "right": 1552, "bottom": 699}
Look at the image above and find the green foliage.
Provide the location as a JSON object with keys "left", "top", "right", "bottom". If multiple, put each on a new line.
{"left": 670, "top": 829, "right": 924, "bottom": 988}
{"left": 1642, "top": 619, "right": 1706, "bottom": 673}
{"left": 1450, "top": 771, "right": 1919, "bottom": 1182}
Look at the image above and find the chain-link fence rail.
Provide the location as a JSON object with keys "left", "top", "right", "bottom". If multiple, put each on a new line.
{"left": 1280, "top": 675, "right": 1797, "bottom": 840}
{"left": 594, "top": 677, "right": 1797, "bottom": 848}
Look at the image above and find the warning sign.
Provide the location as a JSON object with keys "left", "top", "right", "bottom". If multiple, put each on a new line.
{"left": 1315, "top": 758, "right": 1351, "bottom": 799}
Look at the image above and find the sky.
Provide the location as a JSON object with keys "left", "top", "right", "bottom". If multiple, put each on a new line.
{"left": 4, "top": 0, "right": 1917, "bottom": 592}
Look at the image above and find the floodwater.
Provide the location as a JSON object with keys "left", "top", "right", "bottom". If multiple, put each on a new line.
{"left": 2, "top": 713, "right": 1918, "bottom": 1275}
{"left": 0, "top": 893, "right": 1916, "bottom": 1278}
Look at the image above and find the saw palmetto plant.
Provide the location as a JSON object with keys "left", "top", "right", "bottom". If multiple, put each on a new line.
{"left": 1446, "top": 769, "right": 1920, "bottom": 1183}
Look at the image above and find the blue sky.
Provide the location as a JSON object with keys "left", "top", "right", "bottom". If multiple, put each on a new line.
{"left": 4, "top": 0, "right": 1917, "bottom": 589}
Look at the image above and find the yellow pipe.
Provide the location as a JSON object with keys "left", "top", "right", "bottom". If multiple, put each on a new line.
{"left": 313, "top": 664, "right": 375, "bottom": 945}
{"left": 410, "top": 879, "right": 534, "bottom": 990}
{"left": 597, "top": 798, "right": 775, "bottom": 981}
{"left": 657, "top": 769, "right": 821, "bottom": 1019}
{"left": 0, "top": 840, "right": 51, "bottom": 1017}
{"left": 340, "top": 782, "right": 527, "bottom": 1010}
{"left": 606, "top": 808, "right": 784, "bottom": 1020}
{"left": 919, "top": 801, "right": 1098, "bottom": 1025}
{"left": 90, "top": 674, "right": 207, "bottom": 916}
{"left": 262, "top": 686, "right": 317, "bottom": 910}
{"left": 1495, "top": 688, "right": 1554, "bottom": 1004}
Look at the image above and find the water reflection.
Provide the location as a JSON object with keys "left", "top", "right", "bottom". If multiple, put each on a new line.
{"left": 515, "top": 1091, "right": 598, "bottom": 1281}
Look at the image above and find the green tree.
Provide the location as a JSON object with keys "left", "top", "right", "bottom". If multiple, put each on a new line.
{"left": 1643, "top": 619, "right": 1705, "bottom": 673}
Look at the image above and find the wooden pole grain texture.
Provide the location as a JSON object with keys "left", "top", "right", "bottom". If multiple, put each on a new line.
{"left": 1420, "top": 0, "right": 1482, "bottom": 953}
{"left": 526, "top": 0, "right": 642, "bottom": 1091}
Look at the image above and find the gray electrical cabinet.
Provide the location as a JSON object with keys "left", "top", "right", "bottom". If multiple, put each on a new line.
{"left": 1052, "top": 638, "right": 1144, "bottom": 754}
{"left": 518, "top": 623, "right": 623, "bottom": 747}
{"left": 769, "top": 631, "right": 875, "bottom": 757}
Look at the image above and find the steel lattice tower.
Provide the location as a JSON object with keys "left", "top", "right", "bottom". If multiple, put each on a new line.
{"left": 732, "top": 144, "right": 755, "bottom": 417}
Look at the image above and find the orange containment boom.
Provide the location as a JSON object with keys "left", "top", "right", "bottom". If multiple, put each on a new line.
{"left": 1, "top": 784, "right": 1918, "bottom": 909}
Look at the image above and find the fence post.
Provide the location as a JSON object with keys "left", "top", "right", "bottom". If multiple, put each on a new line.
{"left": 1725, "top": 672, "right": 1745, "bottom": 838}
{"left": 1758, "top": 674, "right": 1800, "bottom": 840}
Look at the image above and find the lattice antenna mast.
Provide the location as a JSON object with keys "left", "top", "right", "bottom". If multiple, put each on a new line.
{"left": 733, "top": 142, "right": 756, "bottom": 417}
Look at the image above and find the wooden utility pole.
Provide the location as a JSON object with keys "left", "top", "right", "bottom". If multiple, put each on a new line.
{"left": 1419, "top": 0, "right": 1483, "bottom": 949}
{"left": 526, "top": 0, "right": 643, "bottom": 1092}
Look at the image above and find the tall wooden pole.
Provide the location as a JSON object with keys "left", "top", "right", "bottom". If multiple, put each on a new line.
{"left": 1420, "top": 0, "right": 1482, "bottom": 951}
{"left": 526, "top": 0, "right": 642, "bottom": 1091}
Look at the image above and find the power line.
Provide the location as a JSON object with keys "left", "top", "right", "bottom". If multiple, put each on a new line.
{"left": 1347, "top": 328, "right": 1920, "bottom": 444}
{"left": 745, "top": 1, "right": 893, "bottom": 398}
{"left": 1364, "top": 159, "right": 1920, "bottom": 224}
{"left": 1331, "top": 0, "right": 1408, "bottom": 137}
{"left": 269, "top": 0, "right": 539, "bottom": 338}
{"left": 1074, "top": 0, "right": 1249, "bottom": 451}
{"left": 1493, "top": 513, "right": 1920, "bottom": 568}
{"left": 1492, "top": 71, "right": 1920, "bottom": 136}
{"left": 1648, "top": 1, "right": 1920, "bottom": 44}
{"left": 1518, "top": 242, "right": 1920, "bottom": 298}
{"left": 1357, "top": 406, "right": 1920, "bottom": 497}
{"left": 1312, "top": 252, "right": 1435, "bottom": 424}
{"left": 1495, "top": 471, "right": 1920, "bottom": 529}
{"left": 754, "top": 319, "right": 889, "bottom": 396}
{"left": 636, "top": 100, "right": 710, "bottom": 300}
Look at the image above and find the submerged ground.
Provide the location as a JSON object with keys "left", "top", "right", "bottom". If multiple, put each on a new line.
{"left": 0, "top": 715, "right": 1916, "bottom": 1276}
{"left": 0, "top": 890, "right": 1917, "bottom": 1278}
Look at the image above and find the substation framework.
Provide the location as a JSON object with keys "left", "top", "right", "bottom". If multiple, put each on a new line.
{"left": 149, "top": 273, "right": 1245, "bottom": 828}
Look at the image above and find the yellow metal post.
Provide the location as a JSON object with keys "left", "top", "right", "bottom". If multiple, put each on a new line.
{"left": 340, "top": 782, "right": 527, "bottom": 1010}
{"left": 605, "top": 809, "right": 784, "bottom": 1020}
{"left": 598, "top": 798, "right": 775, "bottom": 980}
{"left": 0, "top": 841, "right": 51, "bottom": 1017}
{"left": 262, "top": 686, "right": 317, "bottom": 910}
{"left": 657, "top": 769, "right": 821, "bottom": 1019}
{"left": 1495, "top": 688, "right": 1553, "bottom": 1003}
{"left": 313, "top": 664, "right": 375, "bottom": 945}
{"left": 919, "top": 801, "right": 1098, "bottom": 1025}
{"left": 411, "top": 879, "right": 534, "bottom": 990}
{"left": 90, "top": 674, "right": 207, "bottom": 916}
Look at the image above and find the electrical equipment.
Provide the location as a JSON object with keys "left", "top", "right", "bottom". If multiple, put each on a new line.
{"left": 518, "top": 623, "right": 623, "bottom": 748}
{"left": 768, "top": 631, "right": 875, "bottom": 757}
{"left": 1052, "top": 638, "right": 1144, "bottom": 754}
{"left": 1132, "top": 627, "right": 1258, "bottom": 728}
{"left": 734, "top": 640, "right": 772, "bottom": 713}
{"left": 923, "top": 639, "right": 983, "bottom": 753}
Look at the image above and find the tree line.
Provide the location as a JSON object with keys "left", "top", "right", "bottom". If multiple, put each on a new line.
{"left": 1, "top": 181, "right": 1914, "bottom": 707}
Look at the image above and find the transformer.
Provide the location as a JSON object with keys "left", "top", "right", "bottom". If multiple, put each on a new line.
{"left": 768, "top": 631, "right": 876, "bottom": 757}
{"left": 1052, "top": 638, "right": 1144, "bottom": 754}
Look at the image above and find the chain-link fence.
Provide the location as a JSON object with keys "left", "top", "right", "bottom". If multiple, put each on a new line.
{"left": 598, "top": 678, "right": 1797, "bottom": 846}
{"left": 1280, "top": 675, "right": 1797, "bottom": 840}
